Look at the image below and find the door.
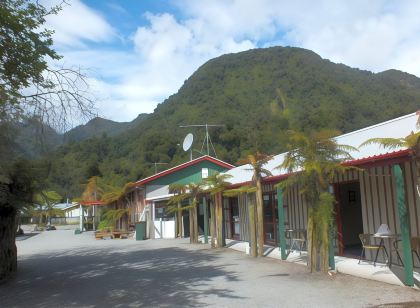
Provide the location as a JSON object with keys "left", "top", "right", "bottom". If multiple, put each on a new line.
{"left": 263, "top": 193, "right": 278, "bottom": 245}
{"left": 335, "top": 181, "right": 363, "bottom": 257}
{"left": 230, "top": 198, "right": 240, "bottom": 240}
{"left": 153, "top": 201, "right": 175, "bottom": 239}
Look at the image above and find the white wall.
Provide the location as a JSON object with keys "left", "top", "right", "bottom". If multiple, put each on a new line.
{"left": 146, "top": 184, "right": 170, "bottom": 199}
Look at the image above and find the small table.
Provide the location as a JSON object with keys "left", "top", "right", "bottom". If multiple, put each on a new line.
{"left": 285, "top": 229, "right": 294, "bottom": 251}
{"left": 373, "top": 233, "right": 399, "bottom": 267}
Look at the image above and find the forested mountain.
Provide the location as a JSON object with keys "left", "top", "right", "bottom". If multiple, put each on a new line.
{"left": 13, "top": 113, "right": 149, "bottom": 158}
{"left": 44, "top": 46, "right": 420, "bottom": 198}
{"left": 14, "top": 117, "right": 63, "bottom": 159}
{"left": 63, "top": 113, "right": 149, "bottom": 142}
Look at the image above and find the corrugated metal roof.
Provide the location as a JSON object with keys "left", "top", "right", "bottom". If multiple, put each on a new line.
{"left": 224, "top": 112, "right": 418, "bottom": 185}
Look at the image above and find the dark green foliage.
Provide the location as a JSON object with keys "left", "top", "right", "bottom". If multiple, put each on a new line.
{"left": 63, "top": 114, "right": 149, "bottom": 143}
{"left": 46, "top": 47, "right": 420, "bottom": 198}
{"left": 0, "top": 0, "right": 60, "bottom": 113}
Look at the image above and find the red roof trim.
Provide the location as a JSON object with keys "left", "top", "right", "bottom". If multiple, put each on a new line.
{"left": 227, "top": 181, "right": 252, "bottom": 189}
{"left": 342, "top": 149, "right": 411, "bottom": 167}
{"left": 264, "top": 173, "right": 293, "bottom": 183}
{"left": 134, "top": 155, "right": 235, "bottom": 187}
{"left": 226, "top": 149, "right": 411, "bottom": 189}
{"left": 80, "top": 201, "right": 105, "bottom": 206}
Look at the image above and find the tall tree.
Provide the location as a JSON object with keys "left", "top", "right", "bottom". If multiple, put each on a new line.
{"left": 0, "top": 160, "right": 36, "bottom": 283}
{"left": 204, "top": 173, "right": 232, "bottom": 248}
{"left": 81, "top": 176, "right": 104, "bottom": 202}
{"left": 100, "top": 182, "right": 136, "bottom": 231}
{"left": 238, "top": 153, "right": 273, "bottom": 257}
{"left": 277, "top": 130, "right": 357, "bottom": 272}
{"left": 34, "top": 190, "right": 62, "bottom": 225}
{"left": 0, "top": 0, "right": 95, "bottom": 282}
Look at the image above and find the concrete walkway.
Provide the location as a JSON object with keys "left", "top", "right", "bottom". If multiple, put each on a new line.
{"left": 225, "top": 239, "right": 420, "bottom": 288}
{"left": 1, "top": 230, "right": 420, "bottom": 307}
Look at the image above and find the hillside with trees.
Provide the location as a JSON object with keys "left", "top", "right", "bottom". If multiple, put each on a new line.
{"left": 44, "top": 46, "right": 420, "bottom": 198}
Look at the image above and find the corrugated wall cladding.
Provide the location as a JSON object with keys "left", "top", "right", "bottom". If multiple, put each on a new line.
{"left": 333, "top": 169, "right": 360, "bottom": 182}
{"left": 238, "top": 194, "right": 250, "bottom": 242}
{"left": 359, "top": 161, "right": 420, "bottom": 237}
{"left": 283, "top": 184, "right": 308, "bottom": 231}
{"left": 229, "top": 163, "right": 419, "bottom": 264}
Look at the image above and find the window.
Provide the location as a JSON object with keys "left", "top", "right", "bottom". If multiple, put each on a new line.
{"left": 154, "top": 201, "right": 174, "bottom": 220}
{"left": 202, "top": 168, "right": 209, "bottom": 179}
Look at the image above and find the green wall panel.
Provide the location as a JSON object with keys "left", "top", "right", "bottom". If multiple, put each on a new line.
{"left": 149, "top": 161, "right": 228, "bottom": 186}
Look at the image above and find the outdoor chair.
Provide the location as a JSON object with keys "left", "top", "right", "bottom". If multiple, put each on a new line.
{"left": 358, "top": 234, "right": 388, "bottom": 266}
{"left": 393, "top": 236, "right": 420, "bottom": 267}
{"left": 290, "top": 229, "right": 306, "bottom": 255}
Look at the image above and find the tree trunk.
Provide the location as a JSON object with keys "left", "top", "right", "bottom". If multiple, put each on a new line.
{"left": 38, "top": 206, "right": 43, "bottom": 225}
{"left": 216, "top": 192, "right": 224, "bottom": 248}
{"left": 192, "top": 201, "right": 199, "bottom": 243}
{"left": 307, "top": 214, "right": 314, "bottom": 272}
{"left": 177, "top": 202, "right": 182, "bottom": 237}
{"left": 210, "top": 197, "right": 216, "bottom": 248}
{"left": 256, "top": 180, "right": 265, "bottom": 257}
{"left": 248, "top": 194, "right": 257, "bottom": 257}
{"left": 189, "top": 208, "right": 193, "bottom": 244}
{"left": 414, "top": 136, "right": 420, "bottom": 197}
{"left": 320, "top": 225, "right": 329, "bottom": 272}
{"left": 0, "top": 205, "right": 17, "bottom": 283}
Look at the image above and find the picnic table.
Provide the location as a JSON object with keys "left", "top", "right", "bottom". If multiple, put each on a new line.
{"left": 95, "top": 230, "right": 131, "bottom": 240}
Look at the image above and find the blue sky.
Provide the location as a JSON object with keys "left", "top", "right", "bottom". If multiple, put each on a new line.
{"left": 44, "top": 0, "right": 420, "bottom": 123}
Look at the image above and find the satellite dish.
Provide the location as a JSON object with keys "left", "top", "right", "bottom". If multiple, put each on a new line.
{"left": 182, "top": 133, "right": 194, "bottom": 151}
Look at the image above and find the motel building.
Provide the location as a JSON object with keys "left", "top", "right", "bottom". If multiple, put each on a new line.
{"left": 221, "top": 111, "right": 420, "bottom": 285}
{"left": 121, "top": 156, "right": 234, "bottom": 239}
{"left": 116, "top": 111, "right": 419, "bottom": 286}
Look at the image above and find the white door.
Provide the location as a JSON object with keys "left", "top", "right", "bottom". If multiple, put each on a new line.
{"left": 153, "top": 201, "right": 175, "bottom": 239}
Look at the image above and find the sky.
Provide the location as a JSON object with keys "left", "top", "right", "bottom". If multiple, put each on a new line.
{"left": 44, "top": 0, "right": 420, "bottom": 123}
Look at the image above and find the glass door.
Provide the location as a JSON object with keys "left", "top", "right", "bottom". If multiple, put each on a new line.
{"left": 263, "top": 193, "right": 278, "bottom": 245}
{"left": 230, "top": 198, "right": 240, "bottom": 240}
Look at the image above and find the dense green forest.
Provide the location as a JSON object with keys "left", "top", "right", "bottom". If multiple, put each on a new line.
{"left": 13, "top": 114, "right": 149, "bottom": 159}
{"left": 41, "top": 46, "right": 420, "bottom": 199}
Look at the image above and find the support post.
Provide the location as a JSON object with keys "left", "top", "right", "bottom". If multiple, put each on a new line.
{"left": 93, "top": 205, "right": 96, "bottom": 231}
{"left": 203, "top": 197, "right": 209, "bottom": 244}
{"left": 393, "top": 164, "right": 414, "bottom": 286}
{"left": 79, "top": 204, "right": 83, "bottom": 232}
{"left": 221, "top": 193, "right": 226, "bottom": 247}
{"left": 329, "top": 184, "right": 336, "bottom": 270}
{"left": 328, "top": 229, "right": 335, "bottom": 270}
{"left": 276, "top": 187, "right": 287, "bottom": 260}
{"left": 177, "top": 202, "right": 182, "bottom": 237}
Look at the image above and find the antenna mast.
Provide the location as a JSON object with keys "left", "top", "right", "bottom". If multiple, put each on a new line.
{"left": 147, "top": 162, "right": 169, "bottom": 174}
{"left": 179, "top": 124, "right": 224, "bottom": 157}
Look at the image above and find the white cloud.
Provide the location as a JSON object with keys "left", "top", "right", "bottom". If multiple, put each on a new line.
{"left": 46, "top": 0, "right": 420, "bottom": 124}
{"left": 45, "top": 0, "right": 116, "bottom": 47}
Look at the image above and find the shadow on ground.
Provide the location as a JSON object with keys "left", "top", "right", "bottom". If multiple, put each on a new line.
{"left": 0, "top": 246, "right": 243, "bottom": 307}
{"left": 15, "top": 232, "right": 40, "bottom": 241}
{"left": 369, "top": 302, "right": 420, "bottom": 307}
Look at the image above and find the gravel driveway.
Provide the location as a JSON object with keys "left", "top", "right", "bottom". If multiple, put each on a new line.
{"left": 0, "top": 230, "right": 419, "bottom": 307}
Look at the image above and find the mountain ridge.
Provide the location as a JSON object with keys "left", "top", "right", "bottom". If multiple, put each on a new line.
{"left": 44, "top": 46, "right": 420, "bottom": 198}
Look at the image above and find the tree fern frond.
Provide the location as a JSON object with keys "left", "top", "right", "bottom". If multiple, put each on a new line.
{"left": 359, "top": 138, "right": 405, "bottom": 149}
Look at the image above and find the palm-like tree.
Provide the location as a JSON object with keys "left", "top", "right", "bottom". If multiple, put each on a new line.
{"left": 34, "top": 190, "right": 62, "bottom": 225}
{"left": 100, "top": 182, "right": 136, "bottom": 231}
{"left": 81, "top": 176, "right": 104, "bottom": 202}
{"left": 277, "top": 129, "right": 357, "bottom": 272}
{"left": 168, "top": 182, "right": 205, "bottom": 244}
{"left": 238, "top": 152, "right": 274, "bottom": 257}
{"left": 204, "top": 173, "right": 232, "bottom": 248}
{"left": 360, "top": 130, "right": 420, "bottom": 190}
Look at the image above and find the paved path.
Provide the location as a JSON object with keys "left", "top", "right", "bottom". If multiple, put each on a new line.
{"left": 1, "top": 230, "right": 420, "bottom": 307}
